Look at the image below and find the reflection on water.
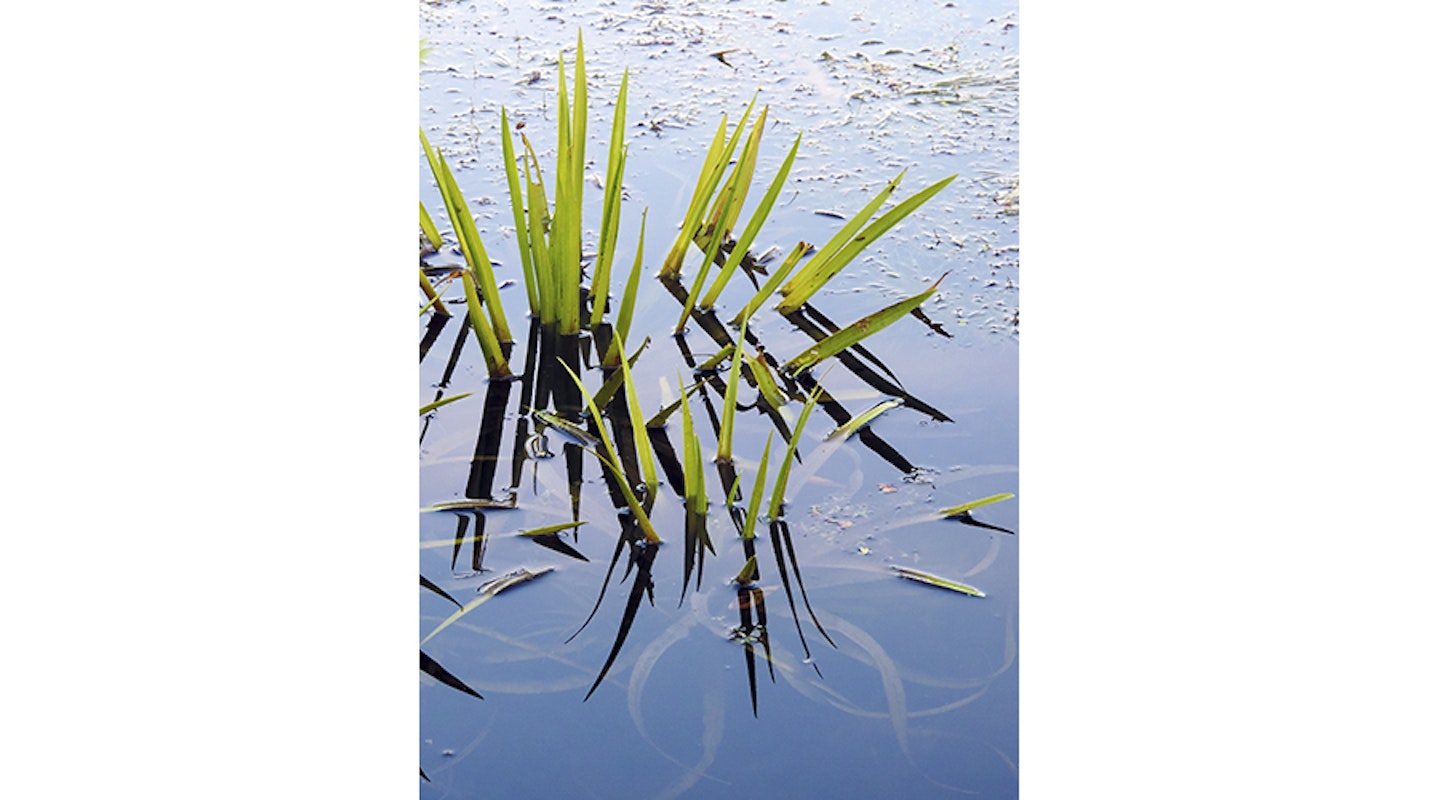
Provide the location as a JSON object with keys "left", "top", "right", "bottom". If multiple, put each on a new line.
{"left": 421, "top": 0, "right": 1018, "bottom": 796}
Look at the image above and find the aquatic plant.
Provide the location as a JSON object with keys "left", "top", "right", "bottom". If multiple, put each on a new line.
{"left": 419, "top": 31, "right": 1016, "bottom": 725}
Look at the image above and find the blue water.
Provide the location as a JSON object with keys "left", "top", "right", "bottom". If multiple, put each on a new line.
{"left": 421, "top": 1, "right": 1018, "bottom": 796}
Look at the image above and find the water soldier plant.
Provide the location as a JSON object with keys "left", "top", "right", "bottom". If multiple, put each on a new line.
{"left": 419, "top": 32, "right": 1015, "bottom": 723}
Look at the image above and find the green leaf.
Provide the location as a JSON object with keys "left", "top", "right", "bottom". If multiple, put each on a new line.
{"left": 747, "top": 351, "right": 787, "bottom": 410}
{"left": 421, "top": 567, "right": 556, "bottom": 645}
{"left": 675, "top": 181, "right": 738, "bottom": 333}
{"left": 419, "top": 201, "right": 443, "bottom": 250}
{"left": 460, "top": 270, "right": 514, "bottom": 379}
{"left": 781, "top": 273, "right": 948, "bottom": 376}
{"left": 419, "top": 392, "right": 473, "bottom": 416}
{"left": 520, "top": 137, "right": 555, "bottom": 325}
{"left": 938, "top": 492, "right": 1016, "bottom": 518}
{"left": 891, "top": 565, "right": 985, "bottom": 597}
{"left": 679, "top": 373, "right": 708, "bottom": 518}
{"left": 734, "top": 555, "right": 759, "bottom": 585}
{"left": 740, "top": 432, "right": 774, "bottom": 540}
{"left": 716, "top": 316, "right": 748, "bottom": 463}
{"left": 604, "top": 209, "right": 647, "bottom": 368}
{"left": 730, "top": 240, "right": 808, "bottom": 328}
{"left": 500, "top": 107, "right": 538, "bottom": 315}
{"left": 699, "top": 130, "right": 801, "bottom": 311}
{"left": 702, "top": 105, "right": 768, "bottom": 250}
{"left": 618, "top": 332, "right": 659, "bottom": 501}
{"left": 696, "top": 344, "right": 735, "bottom": 372}
{"left": 514, "top": 520, "right": 588, "bottom": 538}
{"left": 590, "top": 336, "right": 649, "bottom": 411}
{"left": 826, "top": 399, "right": 903, "bottom": 441}
{"left": 661, "top": 96, "right": 759, "bottom": 280}
{"left": 768, "top": 378, "right": 826, "bottom": 519}
{"left": 778, "top": 174, "right": 956, "bottom": 313}
{"left": 660, "top": 114, "right": 730, "bottom": 280}
{"left": 419, "top": 268, "right": 451, "bottom": 318}
{"left": 589, "top": 68, "right": 629, "bottom": 330}
{"left": 559, "top": 361, "right": 662, "bottom": 543}
{"left": 420, "top": 128, "right": 513, "bottom": 344}
{"left": 528, "top": 407, "right": 602, "bottom": 449}
{"left": 644, "top": 378, "right": 703, "bottom": 429}
{"left": 778, "top": 170, "right": 905, "bottom": 305}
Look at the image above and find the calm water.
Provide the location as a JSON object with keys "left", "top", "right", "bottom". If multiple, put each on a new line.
{"left": 420, "top": 1, "right": 1018, "bottom": 796}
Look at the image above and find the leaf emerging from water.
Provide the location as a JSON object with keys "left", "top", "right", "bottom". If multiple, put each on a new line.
{"left": 747, "top": 352, "right": 787, "bottom": 410}
{"left": 731, "top": 240, "right": 808, "bottom": 328}
{"left": 778, "top": 174, "right": 956, "bottom": 313}
{"left": 460, "top": 270, "right": 514, "bottom": 380}
{"left": 559, "top": 360, "right": 662, "bottom": 543}
{"left": 782, "top": 273, "right": 947, "bottom": 375}
{"left": 740, "top": 432, "right": 774, "bottom": 541}
{"left": 698, "top": 130, "right": 799, "bottom": 311}
{"left": 778, "top": 171, "right": 905, "bottom": 307}
{"left": 618, "top": 335, "right": 659, "bottom": 501}
{"left": 734, "top": 555, "right": 759, "bottom": 585}
{"left": 419, "top": 201, "right": 443, "bottom": 251}
{"left": 826, "top": 398, "right": 903, "bottom": 441}
{"left": 768, "top": 379, "right": 825, "bottom": 519}
{"left": 716, "top": 316, "right": 748, "bottom": 464}
{"left": 419, "top": 393, "right": 473, "bottom": 416}
{"left": 891, "top": 565, "right": 985, "bottom": 597}
{"left": 590, "top": 337, "right": 649, "bottom": 411}
{"left": 513, "top": 521, "right": 587, "bottom": 538}
{"left": 500, "top": 107, "right": 538, "bottom": 314}
{"left": 938, "top": 492, "right": 1016, "bottom": 518}
{"left": 589, "top": 67, "right": 628, "bottom": 330}
{"left": 420, "top": 128, "right": 512, "bottom": 344}
{"left": 696, "top": 344, "right": 735, "bottom": 372}
{"left": 604, "top": 209, "right": 647, "bottom": 368}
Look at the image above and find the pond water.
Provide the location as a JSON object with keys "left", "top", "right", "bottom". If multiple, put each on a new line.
{"left": 420, "top": 1, "right": 1018, "bottom": 797}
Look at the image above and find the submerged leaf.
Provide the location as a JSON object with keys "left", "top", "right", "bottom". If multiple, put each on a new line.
{"left": 421, "top": 497, "right": 518, "bottom": 512}
{"left": 529, "top": 407, "right": 602, "bottom": 449}
{"left": 891, "top": 565, "right": 986, "bottom": 597}
{"left": 421, "top": 566, "right": 555, "bottom": 645}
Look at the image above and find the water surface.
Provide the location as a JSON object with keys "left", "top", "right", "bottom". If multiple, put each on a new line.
{"left": 420, "top": 1, "right": 1018, "bottom": 796}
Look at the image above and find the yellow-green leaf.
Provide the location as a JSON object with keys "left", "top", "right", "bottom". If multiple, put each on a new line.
{"left": 938, "top": 492, "right": 1016, "bottom": 518}
{"left": 782, "top": 273, "right": 947, "bottom": 375}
